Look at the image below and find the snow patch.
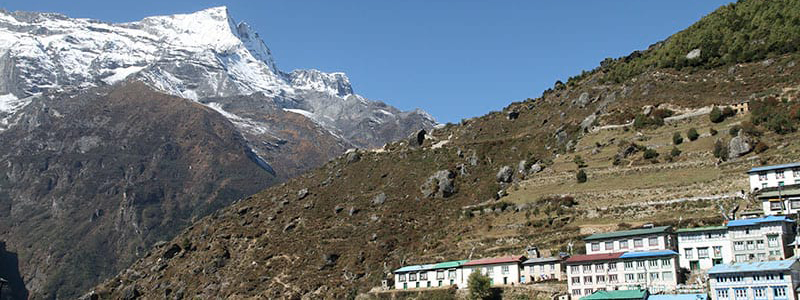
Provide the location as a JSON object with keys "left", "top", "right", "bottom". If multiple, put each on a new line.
{"left": 102, "top": 66, "right": 146, "bottom": 84}
{"left": 283, "top": 108, "right": 316, "bottom": 119}
{"left": 206, "top": 102, "right": 271, "bottom": 135}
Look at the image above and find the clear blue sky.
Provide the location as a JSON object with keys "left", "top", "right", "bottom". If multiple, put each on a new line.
{"left": 1, "top": 0, "right": 733, "bottom": 123}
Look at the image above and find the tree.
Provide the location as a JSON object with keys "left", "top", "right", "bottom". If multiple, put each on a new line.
{"left": 687, "top": 128, "right": 700, "bottom": 141}
{"left": 713, "top": 140, "right": 729, "bottom": 160}
{"left": 643, "top": 148, "right": 659, "bottom": 160}
{"left": 671, "top": 147, "right": 682, "bottom": 157}
{"left": 576, "top": 169, "right": 588, "bottom": 183}
{"left": 710, "top": 107, "right": 724, "bottom": 123}
{"left": 672, "top": 132, "right": 683, "bottom": 145}
{"left": 467, "top": 271, "right": 492, "bottom": 300}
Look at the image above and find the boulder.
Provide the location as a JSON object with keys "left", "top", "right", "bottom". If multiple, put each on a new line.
{"left": 371, "top": 192, "right": 387, "bottom": 205}
{"left": 729, "top": 132, "right": 756, "bottom": 159}
{"left": 507, "top": 110, "right": 519, "bottom": 120}
{"left": 162, "top": 244, "right": 182, "bottom": 260}
{"left": 517, "top": 160, "right": 528, "bottom": 174}
{"left": 407, "top": 129, "right": 427, "bottom": 148}
{"left": 686, "top": 48, "right": 701, "bottom": 60}
{"left": 529, "top": 163, "right": 543, "bottom": 174}
{"left": 420, "top": 170, "right": 456, "bottom": 198}
{"left": 333, "top": 205, "right": 344, "bottom": 214}
{"left": 297, "top": 188, "right": 309, "bottom": 200}
{"left": 580, "top": 113, "right": 597, "bottom": 131}
{"left": 349, "top": 207, "right": 359, "bottom": 216}
{"left": 496, "top": 166, "right": 514, "bottom": 183}
{"left": 345, "top": 151, "right": 361, "bottom": 163}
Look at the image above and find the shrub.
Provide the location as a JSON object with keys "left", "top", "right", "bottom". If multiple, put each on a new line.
{"left": 687, "top": 128, "right": 699, "bottom": 141}
{"left": 709, "top": 127, "right": 718, "bottom": 136}
{"left": 573, "top": 155, "right": 587, "bottom": 168}
{"left": 740, "top": 121, "right": 762, "bottom": 137}
{"left": 576, "top": 169, "right": 588, "bottom": 183}
{"left": 710, "top": 107, "right": 724, "bottom": 123}
{"left": 713, "top": 140, "right": 729, "bottom": 160}
{"left": 671, "top": 147, "right": 682, "bottom": 157}
{"left": 634, "top": 114, "right": 664, "bottom": 129}
{"left": 755, "top": 141, "right": 769, "bottom": 154}
{"left": 751, "top": 98, "right": 798, "bottom": 134}
{"left": 468, "top": 271, "right": 492, "bottom": 300}
{"left": 729, "top": 125, "right": 741, "bottom": 136}
{"left": 672, "top": 132, "right": 683, "bottom": 145}
{"left": 643, "top": 148, "right": 659, "bottom": 159}
{"left": 652, "top": 108, "right": 674, "bottom": 120}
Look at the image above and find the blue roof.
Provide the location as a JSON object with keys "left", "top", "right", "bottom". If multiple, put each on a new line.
{"left": 649, "top": 294, "right": 708, "bottom": 300}
{"left": 727, "top": 215, "right": 794, "bottom": 227}
{"left": 619, "top": 250, "right": 679, "bottom": 259}
{"left": 708, "top": 259, "right": 798, "bottom": 274}
{"left": 748, "top": 162, "right": 800, "bottom": 173}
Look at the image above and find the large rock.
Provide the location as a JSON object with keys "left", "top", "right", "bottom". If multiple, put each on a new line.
{"left": 421, "top": 170, "right": 456, "bottom": 198}
{"left": 580, "top": 113, "right": 597, "bottom": 131}
{"left": 408, "top": 129, "right": 427, "bottom": 148}
{"left": 729, "top": 132, "right": 756, "bottom": 159}
{"left": 371, "top": 192, "right": 387, "bottom": 205}
{"left": 576, "top": 92, "right": 591, "bottom": 107}
{"left": 496, "top": 166, "right": 514, "bottom": 183}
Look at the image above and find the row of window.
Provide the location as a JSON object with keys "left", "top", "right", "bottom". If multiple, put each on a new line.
{"left": 571, "top": 285, "right": 672, "bottom": 296}
{"left": 400, "top": 279, "right": 456, "bottom": 289}
{"left": 397, "top": 269, "right": 457, "bottom": 282}
{"left": 684, "top": 246, "right": 723, "bottom": 259}
{"left": 570, "top": 271, "right": 674, "bottom": 285}
{"left": 733, "top": 251, "right": 783, "bottom": 263}
{"left": 680, "top": 232, "right": 726, "bottom": 242}
{"left": 715, "top": 273, "right": 786, "bottom": 283}
{"left": 769, "top": 200, "right": 800, "bottom": 211}
{"left": 480, "top": 265, "right": 511, "bottom": 276}
{"left": 590, "top": 237, "right": 661, "bottom": 251}
{"left": 717, "top": 286, "right": 787, "bottom": 300}
{"left": 569, "top": 259, "right": 673, "bottom": 274}
{"left": 525, "top": 263, "right": 557, "bottom": 273}
{"left": 732, "top": 237, "right": 780, "bottom": 251}
{"left": 757, "top": 169, "right": 800, "bottom": 181}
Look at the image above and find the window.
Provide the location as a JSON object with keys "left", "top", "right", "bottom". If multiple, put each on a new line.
{"left": 486, "top": 267, "right": 493, "bottom": 276}
{"left": 605, "top": 241, "right": 613, "bottom": 250}
{"left": 584, "top": 289, "right": 593, "bottom": 296}
{"left": 609, "top": 274, "right": 618, "bottom": 283}
{"left": 570, "top": 266, "right": 580, "bottom": 273}
{"left": 662, "top": 271, "right": 673, "bottom": 280}
{"left": 637, "top": 273, "right": 646, "bottom": 281}
{"left": 713, "top": 246, "right": 723, "bottom": 258}
{"left": 591, "top": 243, "right": 600, "bottom": 252}
{"left": 608, "top": 263, "right": 617, "bottom": 271}
{"left": 595, "top": 264, "right": 604, "bottom": 272}
{"left": 583, "top": 265, "right": 592, "bottom": 273}
{"left": 747, "top": 240, "right": 756, "bottom": 250}
{"left": 427, "top": 281, "right": 431, "bottom": 287}
{"left": 770, "top": 201, "right": 782, "bottom": 211}
{"left": 649, "top": 237, "right": 659, "bottom": 247}
{"left": 791, "top": 201, "right": 800, "bottom": 210}
{"left": 777, "top": 171, "right": 785, "bottom": 179}
{"left": 734, "top": 288, "right": 747, "bottom": 300}
{"left": 625, "top": 274, "right": 635, "bottom": 282}
{"left": 757, "top": 253, "right": 766, "bottom": 261}
{"left": 624, "top": 261, "right": 634, "bottom": 270}
{"left": 684, "top": 248, "right": 693, "bottom": 259}
{"left": 572, "top": 289, "right": 581, "bottom": 296}
{"left": 415, "top": 282, "right": 419, "bottom": 288}
{"left": 597, "top": 275, "right": 605, "bottom": 283}
{"left": 419, "top": 272, "right": 427, "bottom": 280}
{"left": 759, "top": 172, "right": 768, "bottom": 181}
{"left": 753, "top": 287, "right": 767, "bottom": 299}
{"left": 650, "top": 272, "right": 660, "bottom": 280}
{"left": 634, "top": 239, "right": 643, "bottom": 248}
{"left": 794, "top": 168, "right": 800, "bottom": 177}
{"left": 584, "top": 276, "right": 592, "bottom": 284}
{"left": 698, "top": 248, "right": 709, "bottom": 259}
{"left": 636, "top": 261, "right": 645, "bottom": 269}
{"left": 437, "top": 270, "right": 444, "bottom": 280}
{"left": 768, "top": 236, "right": 779, "bottom": 248}
{"left": 773, "top": 286, "right": 787, "bottom": 298}
{"left": 448, "top": 270, "right": 456, "bottom": 279}
{"left": 735, "top": 254, "right": 747, "bottom": 262}
{"left": 409, "top": 273, "right": 416, "bottom": 281}
{"left": 649, "top": 259, "right": 658, "bottom": 267}
{"left": 717, "top": 289, "right": 729, "bottom": 299}
{"left": 501, "top": 265, "right": 509, "bottom": 275}
{"left": 572, "top": 277, "right": 581, "bottom": 284}
{"left": 661, "top": 258, "right": 672, "bottom": 266}
{"left": 620, "top": 240, "right": 628, "bottom": 249}
{"left": 549, "top": 264, "right": 555, "bottom": 271}
{"left": 398, "top": 274, "right": 406, "bottom": 282}
{"left": 734, "top": 241, "right": 745, "bottom": 251}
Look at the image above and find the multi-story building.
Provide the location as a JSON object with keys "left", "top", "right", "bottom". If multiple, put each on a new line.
{"left": 677, "top": 226, "right": 732, "bottom": 271}
{"left": 460, "top": 255, "right": 526, "bottom": 288}
{"left": 708, "top": 259, "right": 800, "bottom": 300}
{"left": 565, "top": 250, "right": 680, "bottom": 298}
{"left": 748, "top": 163, "right": 800, "bottom": 192}
{"left": 727, "top": 216, "right": 796, "bottom": 263}
{"left": 584, "top": 226, "right": 676, "bottom": 255}
{"left": 521, "top": 256, "right": 565, "bottom": 283}
{"left": 393, "top": 260, "right": 468, "bottom": 290}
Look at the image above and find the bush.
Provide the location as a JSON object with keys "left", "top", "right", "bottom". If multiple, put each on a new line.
{"left": 755, "top": 141, "right": 769, "bottom": 154}
{"left": 573, "top": 155, "right": 587, "bottom": 168}
{"left": 710, "top": 128, "right": 718, "bottom": 136}
{"left": 672, "top": 132, "right": 683, "bottom": 145}
{"left": 671, "top": 147, "right": 682, "bottom": 157}
{"left": 740, "top": 121, "right": 762, "bottom": 137}
{"left": 713, "top": 140, "right": 729, "bottom": 160}
{"left": 652, "top": 108, "right": 674, "bottom": 120}
{"left": 576, "top": 169, "right": 588, "bottom": 183}
{"left": 729, "top": 125, "right": 741, "bottom": 136}
{"left": 687, "top": 128, "right": 699, "bottom": 141}
{"left": 634, "top": 114, "right": 664, "bottom": 129}
{"left": 643, "top": 148, "right": 659, "bottom": 159}
{"left": 710, "top": 107, "right": 724, "bottom": 123}
{"left": 751, "top": 98, "right": 799, "bottom": 134}
{"left": 467, "top": 271, "right": 492, "bottom": 300}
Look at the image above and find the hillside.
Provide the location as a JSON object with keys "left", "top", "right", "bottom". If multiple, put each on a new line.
{"left": 89, "top": 0, "right": 800, "bottom": 298}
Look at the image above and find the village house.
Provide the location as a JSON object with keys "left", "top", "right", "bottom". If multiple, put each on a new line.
{"left": 565, "top": 250, "right": 680, "bottom": 298}
{"left": 392, "top": 260, "right": 468, "bottom": 290}
{"left": 748, "top": 163, "right": 800, "bottom": 192}
{"left": 729, "top": 100, "right": 750, "bottom": 115}
{"left": 584, "top": 226, "right": 676, "bottom": 255}
{"left": 522, "top": 256, "right": 567, "bottom": 283}
{"left": 460, "top": 255, "right": 526, "bottom": 288}
{"left": 747, "top": 163, "right": 800, "bottom": 216}
{"left": 727, "top": 216, "right": 796, "bottom": 263}
{"left": 708, "top": 259, "right": 800, "bottom": 300}
{"left": 677, "top": 226, "right": 732, "bottom": 272}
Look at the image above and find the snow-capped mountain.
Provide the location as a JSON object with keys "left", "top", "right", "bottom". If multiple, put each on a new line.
{"left": 0, "top": 6, "right": 434, "bottom": 148}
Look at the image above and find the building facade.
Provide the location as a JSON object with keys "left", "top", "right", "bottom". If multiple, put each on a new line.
{"left": 460, "top": 255, "right": 526, "bottom": 289}
{"left": 708, "top": 259, "right": 800, "bottom": 300}
{"left": 748, "top": 163, "right": 800, "bottom": 192}
{"left": 584, "top": 226, "right": 676, "bottom": 255}
{"left": 522, "top": 257, "right": 566, "bottom": 283}
{"left": 727, "top": 216, "right": 796, "bottom": 263}
{"left": 677, "top": 226, "right": 733, "bottom": 271}
{"left": 565, "top": 251, "right": 680, "bottom": 298}
{"left": 393, "top": 260, "right": 468, "bottom": 290}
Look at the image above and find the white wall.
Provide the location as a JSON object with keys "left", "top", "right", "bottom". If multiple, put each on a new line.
{"left": 678, "top": 231, "right": 733, "bottom": 271}
{"left": 394, "top": 268, "right": 463, "bottom": 290}
{"left": 710, "top": 268, "right": 799, "bottom": 300}
{"left": 566, "top": 256, "right": 679, "bottom": 298}
{"left": 750, "top": 168, "right": 800, "bottom": 192}
{"left": 460, "top": 263, "right": 522, "bottom": 289}
{"left": 585, "top": 234, "right": 675, "bottom": 255}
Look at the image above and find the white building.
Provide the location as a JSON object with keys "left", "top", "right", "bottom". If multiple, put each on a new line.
{"left": 584, "top": 226, "right": 676, "bottom": 255}
{"left": 727, "top": 216, "right": 796, "bottom": 263}
{"left": 677, "top": 226, "right": 733, "bottom": 272}
{"left": 708, "top": 259, "right": 800, "bottom": 300}
{"left": 748, "top": 163, "right": 800, "bottom": 191}
{"left": 460, "top": 255, "right": 526, "bottom": 288}
{"left": 565, "top": 250, "right": 680, "bottom": 298}
{"left": 393, "top": 260, "right": 468, "bottom": 290}
{"left": 521, "top": 256, "right": 566, "bottom": 283}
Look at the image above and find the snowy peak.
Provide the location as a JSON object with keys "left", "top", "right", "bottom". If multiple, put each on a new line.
{"left": 289, "top": 69, "right": 353, "bottom": 97}
{"left": 136, "top": 6, "right": 241, "bottom": 51}
{"left": 236, "top": 22, "right": 278, "bottom": 73}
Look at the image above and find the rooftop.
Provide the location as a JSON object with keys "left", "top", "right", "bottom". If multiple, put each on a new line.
{"left": 747, "top": 162, "right": 800, "bottom": 173}
{"left": 727, "top": 215, "right": 794, "bottom": 227}
{"left": 649, "top": 294, "right": 708, "bottom": 300}
{"left": 676, "top": 226, "right": 727, "bottom": 233}
{"left": 580, "top": 290, "right": 648, "bottom": 300}
{"left": 393, "top": 259, "right": 469, "bottom": 273}
{"left": 756, "top": 186, "right": 800, "bottom": 199}
{"left": 619, "top": 250, "right": 679, "bottom": 259}
{"left": 522, "top": 257, "right": 562, "bottom": 264}
{"left": 464, "top": 255, "right": 525, "bottom": 266}
{"left": 565, "top": 252, "right": 624, "bottom": 263}
{"left": 708, "top": 259, "right": 798, "bottom": 274}
{"left": 584, "top": 226, "right": 671, "bottom": 241}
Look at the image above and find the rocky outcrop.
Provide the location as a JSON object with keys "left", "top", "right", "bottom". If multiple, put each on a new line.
{"left": 729, "top": 131, "right": 756, "bottom": 159}
{"left": 420, "top": 170, "right": 456, "bottom": 198}
{"left": 496, "top": 166, "right": 514, "bottom": 183}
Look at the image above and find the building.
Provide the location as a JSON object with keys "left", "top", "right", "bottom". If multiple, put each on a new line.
{"left": 522, "top": 256, "right": 566, "bottom": 283}
{"left": 708, "top": 259, "right": 800, "bottom": 300}
{"left": 392, "top": 260, "right": 468, "bottom": 290}
{"left": 677, "top": 226, "right": 732, "bottom": 271}
{"left": 565, "top": 250, "right": 680, "bottom": 298}
{"left": 461, "top": 255, "right": 526, "bottom": 288}
{"left": 748, "top": 163, "right": 800, "bottom": 192}
{"left": 727, "top": 216, "right": 796, "bottom": 262}
{"left": 649, "top": 294, "right": 708, "bottom": 300}
{"left": 584, "top": 226, "right": 676, "bottom": 255}
{"left": 581, "top": 290, "right": 649, "bottom": 300}
{"left": 730, "top": 101, "right": 750, "bottom": 115}
{"left": 756, "top": 185, "right": 800, "bottom": 217}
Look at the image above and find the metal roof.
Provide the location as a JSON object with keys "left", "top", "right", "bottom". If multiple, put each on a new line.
{"left": 747, "top": 162, "right": 800, "bottom": 173}
{"left": 464, "top": 255, "right": 526, "bottom": 266}
{"left": 708, "top": 259, "right": 798, "bottom": 274}
{"left": 394, "top": 260, "right": 469, "bottom": 273}
{"left": 584, "top": 226, "right": 671, "bottom": 241}
{"left": 433, "top": 260, "right": 469, "bottom": 269}
{"left": 522, "top": 257, "right": 562, "bottom": 265}
{"left": 580, "top": 290, "right": 647, "bottom": 300}
{"left": 676, "top": 226, "right": 727, "bottom": 233}
{"left": 726, "top": 215, "right": 794, "bottom": 227}
{"left": 619, "top": 250, "right": 678, "bottom": 259}
{"left": 649, "top": 294, "right": 708, "bottom": 300}
{"left": 565, "top": 252, "right": 625, "bottom": 263}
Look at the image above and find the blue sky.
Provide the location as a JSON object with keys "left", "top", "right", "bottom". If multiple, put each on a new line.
{"left": 1, "top": 0, "right": 733, "bottom": 123}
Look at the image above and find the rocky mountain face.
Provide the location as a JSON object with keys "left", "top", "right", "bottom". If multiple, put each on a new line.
{"left": 0, "top": 6, "right": 433, "bottom": 299}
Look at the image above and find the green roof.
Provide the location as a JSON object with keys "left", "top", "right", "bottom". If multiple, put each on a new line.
{"left": 676, "top": 226, "right": 727, "bottom": 233}
{"left": 581, "top": 290, "right": 647, "bottom": 300}
{"left": 433, "top": 260, "right": 469, "bottom": 269}
{"left": 584, "top": 226, "right": 671, "bottom": 241}
{"left": 756, "top": 188, "right": 800, "bottom": 198}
